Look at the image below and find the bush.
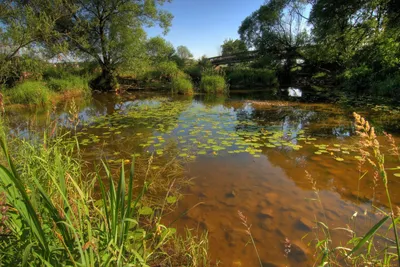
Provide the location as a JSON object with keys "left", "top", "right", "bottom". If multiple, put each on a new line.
{"left": 371, "top": 72, "right": 400, "bottom": 99}
{"left": 200, "top": 75, "right": 226, "bottom": 94}
{"left": 341, "top": 65, "right": 373, "bottom": 93}
{"left": 5, "top": 81, "right": 51, "bottom": 105}
{"left": 171, "top": 76, "right": 194, "bottom": 95}
{"left": 226, "top": 68, "right": 278, "bottom": 88}
{"left": 46, "top": 75, "right": 90, "bottom": 95}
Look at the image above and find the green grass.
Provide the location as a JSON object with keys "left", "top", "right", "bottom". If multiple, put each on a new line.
{"left": 200, "top": 75, "right": 226, "bottom": 94}
{"left": 171, "top": 76, "right": 194, "bottom": 95}
{"left": 0, "top": 119, "right": 210, "bottom": 266}
{"left": 4, "top": 81, "right": 51, "bottom": 105}
{"left": 46, "top": 75, "right": 90, "bottom": 95}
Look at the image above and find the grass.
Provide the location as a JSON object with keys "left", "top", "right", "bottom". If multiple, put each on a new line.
{"left": 3, "top": 74, "right": 90, "bottom": 106}
{"left": 46, "top": 75, "right": 90, "bottom": 95}
{"left": 200, "top": 75, "right": 226, "bottom": 94}
{"left": 4, "top": 81, "right": 51, "bottom": 105}
{"left": 171, "top": 76, "right": 194, "bottom": 95}
{"left": 0, "top": 118, "right": 210, "bottom": 266}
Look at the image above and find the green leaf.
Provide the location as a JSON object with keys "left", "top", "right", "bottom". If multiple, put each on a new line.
{"left": 139, "top": 206, "right": 153, "bottom": 216}
{"left": 166, "top": 196, "right": 177, "bottom": 204}
{"left": 346, "top": 216, "right": 389, "bottom": 258}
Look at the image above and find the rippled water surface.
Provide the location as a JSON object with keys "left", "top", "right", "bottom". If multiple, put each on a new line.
{"left": 8, "top": 91, "right": 400, "bottom": 266}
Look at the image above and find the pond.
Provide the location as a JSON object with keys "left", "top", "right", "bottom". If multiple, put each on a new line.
{"left": 7, "top": 90, "right": 400, "bottom": 266}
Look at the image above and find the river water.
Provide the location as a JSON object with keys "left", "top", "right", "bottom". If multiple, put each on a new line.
{"left": 7, "top": 90, "right": 400, "bottom": 266}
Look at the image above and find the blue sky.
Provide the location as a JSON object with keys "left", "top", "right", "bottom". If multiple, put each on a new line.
{"left": 146, "top": 0, "right": 265, "bottom": 59}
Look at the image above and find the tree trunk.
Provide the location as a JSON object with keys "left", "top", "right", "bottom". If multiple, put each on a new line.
{"left": 91, "top": 66, "right": 119, "bottom": 92}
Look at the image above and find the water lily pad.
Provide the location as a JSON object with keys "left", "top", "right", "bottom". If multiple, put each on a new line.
{"left": 139, "top": 206, "right": 153, "bottom": 216}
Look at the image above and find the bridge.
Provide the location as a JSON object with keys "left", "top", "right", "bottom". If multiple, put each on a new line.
{"left": 207, "top": 51, "right": 259, "bottom": 65}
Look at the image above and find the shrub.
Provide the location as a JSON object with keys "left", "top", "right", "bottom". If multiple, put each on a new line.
{"left": 184, "top": 65, "right": 202, "bottom": 83}
{"left": 171, "top": 76, "right": 194, "bottom": 95}
{"left": 226, "top": 68, "right": 278, "bottom": 88}
{"left": 46, "top": 75, "right": 90, "bottom": 95}
{"left": 371, "top": 72, "right": 400, "bottom": 99}
{"left": 341, "top": 65, "right": 373, "bottom": 93}
{"left": 200, "top": 75, "right": 226, "bottom": 94}
{"left": 5, "top": 81, "right": 51, "bottom": 105}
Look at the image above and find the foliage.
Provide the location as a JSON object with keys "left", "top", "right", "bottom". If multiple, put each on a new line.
{"left": 154, "top": 61, "right": 181, "bottom": 81}
{"left": 171, "top": 76, "right": 194, "bottom": 95}
{"left": 200, "top": 75, "right": 226, "bottom": 94}
{"left": 0, "top": 120, "right": 210, "bottom": 266}
{"left": 176, "top": 46, "right": 193, "bottom": 60}
{"left": 221, "top": 39, "right": 247, "bottom": 56}
{"left": 4, "top": 81, "right": 51, "bottom": 105}
{"left": 52, "top": 0, "right": 173, "bottom": 91}
{"left": 0, "top": 0, "right": 67, "bottom": 62}
{"left": 226, "top": 67, "right": 278, "bottom": 88}
{"left": 46, "top": 75, "right": 90, "bottom": 95}
{"left": 371, "top": 72, "right": 400, "bottom": 99}
{"left": 146, "top": 36, "right": 175, "bottom": 63}
{"left": 239, "top": 0, "right": 309, "bottom": 74}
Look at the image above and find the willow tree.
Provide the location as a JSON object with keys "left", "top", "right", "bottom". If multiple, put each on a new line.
{"left": 57, "top": 0, "right": 173, "bottom": 91}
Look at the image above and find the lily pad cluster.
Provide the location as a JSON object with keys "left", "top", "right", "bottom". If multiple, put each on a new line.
{"left": 67, "top": 99, "right": 321, "bottom": 162}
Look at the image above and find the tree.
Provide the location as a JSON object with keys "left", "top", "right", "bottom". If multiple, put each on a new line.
{"left": 55, "top": 0, "right": 173, "bottom": 91}
{"left": 309, "top": 0, "right": 399, "bottom": 67}
{"left": 238, "top": 0, "right": 309, "bottom": 76}
{"left": 221, "top": 39, "right": 247, "bottom": 56}
{"left": 176, "top": 45, "right": 193, "bottom": 60}
{"left": 0, "top": 0, "right": 67, "bottom": 85}
{"left": 146, "top": 36, "right": 175, "bottom": 63}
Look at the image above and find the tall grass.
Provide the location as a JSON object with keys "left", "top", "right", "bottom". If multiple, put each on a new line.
{"left": 200, "top": 75, "right": 227, "bottom": 94}
{"left": 46, "top": 75, "right": 90, "bottom": 95}
{"left": 4, "top": 81, "right": 51, "bottom": 105}
{"left": 171, "top": 76, "right": 194, "bottom": 95}
{"left": 0, "top": 119, "right": 209, "bottom": 266}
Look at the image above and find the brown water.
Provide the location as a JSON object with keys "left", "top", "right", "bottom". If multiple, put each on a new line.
{"left": 7, "top": 91, "right": 400, "bottom": 266}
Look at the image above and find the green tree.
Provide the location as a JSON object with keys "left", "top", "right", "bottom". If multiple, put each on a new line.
{"left": 221, "top": 39, "right": 247, "bottom": 56}
{"left": 0, "top": 0, "right": 67, "bottom": 85}
{"left": 176, "top": 45, "right": 193, "bottom": 60}
{"left": 238, "top": 0, "right": 309, "bottom": 76}
{"left": 56, "top": 0, "right": 173, "bottom": 91}
{"left": 146, "top": 36, "right": 175, "bottom": 63}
